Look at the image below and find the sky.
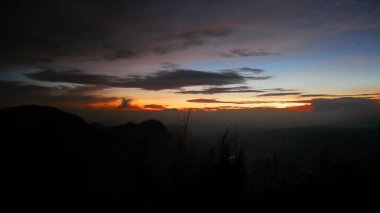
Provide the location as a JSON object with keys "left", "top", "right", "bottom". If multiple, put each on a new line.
{"left": 0, "top": 0, "right": 379, "bottom": 117}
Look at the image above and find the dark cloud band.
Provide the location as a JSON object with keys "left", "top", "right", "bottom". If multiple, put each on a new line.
{"left": 26, "top": 68, "right": 271, "bottom": 90}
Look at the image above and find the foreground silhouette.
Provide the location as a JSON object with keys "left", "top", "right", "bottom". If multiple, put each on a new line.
{"left": 2, "top": 105, "right": 380, "bottom": 205}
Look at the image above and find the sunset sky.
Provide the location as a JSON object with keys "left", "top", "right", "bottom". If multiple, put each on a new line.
{"left": 0, "top": 0, "right": 379, "bottom": 112}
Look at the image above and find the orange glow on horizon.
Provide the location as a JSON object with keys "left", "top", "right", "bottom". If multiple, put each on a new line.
{"left": 283, "top": 104, "right": 313, "bottom": 112}
{"left": 65, "top": 99, "right": 315, "bottom": 112}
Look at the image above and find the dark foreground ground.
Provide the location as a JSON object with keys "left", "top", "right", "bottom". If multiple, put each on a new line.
{"left": 2, "top": 105, "right": 380, "bottom": 206}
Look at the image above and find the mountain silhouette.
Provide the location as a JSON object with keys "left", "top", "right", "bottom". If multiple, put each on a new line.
{"left": 1, "top": 105, "right": 173, "bottom": 200}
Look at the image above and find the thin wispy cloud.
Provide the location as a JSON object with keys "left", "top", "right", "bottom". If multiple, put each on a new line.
{"left": 221, "top": 67, "right": 265, "bottom": 74}
{"left": 143, "top": 104, "right": 167, "bottom": 110}
{"left": 238, "top": 67, "right": 265, "bottom": 74}
{"left": 300, "top": 93, "right": 380, "bottom": 98}
{"left": 221, "top": 48, "right": 280, "bottom": 58}
{"left": 187, "top": 98, "right": 279, "bottom": 104}
{"left": 177, "top": 86, "right": 264, "bottom": 94}
{"left": 258, "top": 92, "right": 302, "bottom": 97}
{"left": 187, "top": 98, "right": 310, "bottom": 105}
{"left": 187, "top": 98, "right": 254, "bottom": 104}
{"left": 268, "top": 88, "right": 297, "bottom": 92}
{"left": 160, "top": 62, "right": 180, "bottom": 70}
{"left": 154, "top": 28, "right": 235, "bottom": 55}
{"left": 103, "top": 50, "right": 138, "bottom": 61}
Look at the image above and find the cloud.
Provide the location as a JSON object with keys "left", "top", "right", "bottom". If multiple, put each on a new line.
{"left": 154, "top": 43, "right": 203, "bottom": 55}
{"left": 117, "top": 98, "right": 143, "bottom": 110}
{"left": 187, "top": 98, "right": 258, "bottom": 104}
{"left": 180, "top": 106, "right": 251, "bottom": 111}
{"left": 160, "top": 62, "right": 180, "bottom": 70}
{"left": 268, "top": 88, "right": 297, "bottom": 92}
{"left": 221, "top": 48, "right": 280, "bottom": 57}
{"left": 144, "top": 104, "right": 167, "bottom": 110}
{"left": 187, "top": 98, "right": 309, "bottom": 106}
{"left": 221, "top": 67, "right": 267, "bottom": 74}
{"left": 219, "top": 67, "right": 271, "bottom": 79}
{"left": 0, "top": 2, "right": 236, "bottom": 64}
{"left": 258, "top": 92, "right": 302, "bottom": 97}
{"left": 300, "top": 93, "right": 380, "bottom": 98}
{"left": 187, "top": 99, "right": 231, "bottom": 104}
{"left": 26, "top": 68, "right": 270, "bottom": 90}
{"left": 0, "top": 80, "right": 171, "bottom": 110}
{"left": 122, "top": 69, "right": 259, "bottom": 90}
{"left": 25, "top": 69, "right": 119, "bottom": 85}
{"left": 154, "top": 28, "right": 234, "bottom": 55}
{"left": 177, "top": 86, "right": 265, "bottom": 94}
{"left": 186, "top": 97, "right": 380, "bottom": 112}
{"left": 181, "top": 29, "right": 234, "bottom": 38}
{"left": 300, "top": 94, "right": 334, "bottom": 97}
{"left": 0, "top": 80, "right": 119, "bottom": 108}
{"left": 357, "top": 93, "right": 380, "bottom": 96}
{"left": 0, "top": 1, "right": 168, "bottom": 64}
{"left": 103, "top": 50, "right": 138, "bottom": 61}
{"left": 238, "top": 67, "right": 265, "bottom": 74}
{"left": 248, "top": 76, "right": 272, "bottom": 80}
{"left": 1, "top": 0, "right": 378, "bottom": 66}
{"left": 311, "top": 97, "right": 380, "bottom": 111}
{"left": 119, "top": 98, "right": 133, "bottom": 109}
